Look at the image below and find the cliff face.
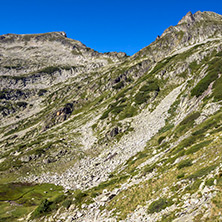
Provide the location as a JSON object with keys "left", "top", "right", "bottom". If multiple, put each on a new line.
{"left": 1, "top": 11, "right": 222, "bottom": 222}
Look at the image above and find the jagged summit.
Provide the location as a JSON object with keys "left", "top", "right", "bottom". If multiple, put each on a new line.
{"left": 134, "top": 11, "right": 222, "bottom": 61}
{"left": 178, "top": 10, "right": 222, "bottom": 25}
{"left": 178, "top": 11, "right": 195, "bottom": 25}
{"left": 161, "top": 10, "right": 222, "bottom": 39}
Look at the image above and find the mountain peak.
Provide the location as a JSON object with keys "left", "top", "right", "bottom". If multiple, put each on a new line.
{"left": 178, "top": 11, "right": 195, "bottom": 25}
{"left": 178, "top": 11, "right": 222, "bottom": 26}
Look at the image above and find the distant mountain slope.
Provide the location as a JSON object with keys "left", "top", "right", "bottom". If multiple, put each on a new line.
{"left": 0, "top": 11, "right": 222, "bottom": 222}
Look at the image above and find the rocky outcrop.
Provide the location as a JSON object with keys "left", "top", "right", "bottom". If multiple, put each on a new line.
{"left": 43, "top": 103, "right": 74, "bottom": 130}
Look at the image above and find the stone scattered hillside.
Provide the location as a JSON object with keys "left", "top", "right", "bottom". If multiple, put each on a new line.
{"left": 1, "top": 11, "right": 222, "bottom": 222}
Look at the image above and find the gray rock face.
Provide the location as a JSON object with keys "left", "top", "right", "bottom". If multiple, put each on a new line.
{"left": 0, "top": 32, "right": 127, "bottom": 89}
{"left": 178, "top": 11, "right": 196, "bottom": 25}
{"left": 109, "top": 127, "right": 119, "bottom": 138}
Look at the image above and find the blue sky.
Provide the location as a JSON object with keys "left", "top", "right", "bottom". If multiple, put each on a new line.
{"left": 1, "top": 0, "right": 222, "bottom": 55}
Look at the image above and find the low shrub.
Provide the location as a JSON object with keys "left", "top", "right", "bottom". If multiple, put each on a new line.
{"left": 191, "top": 58, "right": 222, "bottom": 97}
{"left": 39, "top": 66, "right": 60, "bottom": 74}
{"left": 62, "top": 199, "right": 72, "bottom": 209}
{"left": 134, "top": 92, "right": 149, "bottom": 105}
{"left": 174, "top": 112, "right": 200, "bottom": 137}
{"left": 92, "top": 175, "right": 129, "bottom": 193}
{"left": 100, "top": 103, "right": 127, "bottom": 119}
{"left": 111, "top": 105, "right": 126, "bottom": 115}
{"left": 113, "top": 81, "right": 124, "bottom": 90}
{"left": 186, "top": 179, "right": 202, "bottom": 193}
{"left": 32, "top": 199, "right": 52, "bottom": 218}
{"left": 185, "top": 140, "right": 212, "bottom": 155}
{"left": 100, "top": 110, "right": 110, "bottom": 119}
{"left": 177, "top": 173, "right": 185, "bottom": 179}
{"left": 192, "top": 119, "right": 217, "bottom": 137}
{"left": 171, "top": 136, "right": 196, "bottom": 155}
{"left": 158, "top": 136, "right": 166, "bottom": 144}
{"left": 213, "top": 76, "right": 222, "bottom": 101}
{"left": 180, "top": 112, "right": 200, "bottom": 126}
{"left": 134, "top": 80, "right": 159, "bottom": 105}
{"left": 189, "top": 61, "right": 198, "bottom": 71}
{"left": 150, "top": 55, "right": 176, "bottom": 74}
{"left": 205, "top": 178, "right": 214, "bottom": 186}
{"left": 216, "top": 51, "right": 222, "bottom": 57}
{"left": 143, "top": 164, "right": 156, "bottom": 175}
{"left": 73, "top": 190, "right": 87, "bottom": 205}
{"left": 140, "top": 81, "right": 159, "bottom": 93}
{"left": 177, "top": 159, "right": 193, "bottom": 169}
{"left": 187, "top": 165, "right": 217, "bottom": 180}
{"left": 147, "top": 198, "right": 172, "bottom": 213}
{"left": 119, "top": 106, "right": 137, "bottom": 119}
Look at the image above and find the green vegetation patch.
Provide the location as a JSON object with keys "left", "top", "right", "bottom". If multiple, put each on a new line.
{"left": 212, "top": 75, "right": 222, "bottom": 101}
{"left": 174, "top": 112, "right": 200, "bottom": 137}
{"left": 191, "top": 58, "right": 222, "bottom": 97}
{"left": 0, "top": 183, "right": 63, "bottom": 202}
{"left": 185, "top": 179, "right": 202, "bottom": 194}
{"left": 134, "top": 80, "right": 159, "bottom": 105}
{"left": 150, "top": 55, "right": 176, "bottom": 75}
{"left": 177, "top": 173, "right": 185, "bottom": 179}
{"left": 62, "top": 199, "right": 72, "bottom": 209}
{"left": 171, "top": 135, "right": 197, "bottom": 155}
{"left": 119, "top": 105, "right": 137, "bottom": 119}
{"left": 143, "top": 164, "right": 156, "bottom": 175}
{"left": 139, "top": 81, "right": 159, "bottom": 92}
{"left": 189, "top": 61, "right": 198, "bottom": 72}
{"left": 180, "top": 112, "right": 200, "bottom": 126}
{"left": 31, "top": 194, "right": 67, "bottom": 218}
{"left": 32, "top": 199, "right": 52, "bottom": 218}
{"left": 73, "top": 189, "right": 88, "bottom": 205}
{"left": 205, "top": 178, "right": 215, "bottom": 186}
{"left": 0, "top": 183, "right": 64, "bottom": 221}
{"left": 187, "top": 165, "right": 217, "bottom": 180}
{"left": 185, "top": 140, "right": 212, "bottom": 155}
{"left": 134, "top": 92, "right": 150, "bottom": 105}
{"left": 158, "top": 124, "right": 174, "bottom": 134}
{"left": 100, "top": 100, "right": 127, "bottom": 119}
{"left": 147, "top": 198, "right": 173, "bottom": 214}
{"left": 90, "top": 175, "right": 129, "bottom": 196}
{"left": 158, "top": 136, "right": 166, "bottom": 144}
{"left": 39, "top": 66, "right": 60, "bottom": 74}
{"left": 112, "top": 81, "right": 124, "bottom": 90}
{"left": 177, "top": 159, "right": 193, "bottom": 169}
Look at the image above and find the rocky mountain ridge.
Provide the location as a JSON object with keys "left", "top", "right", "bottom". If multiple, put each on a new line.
{"left": 1, "top": 11, "right": 222, "bottom": 222}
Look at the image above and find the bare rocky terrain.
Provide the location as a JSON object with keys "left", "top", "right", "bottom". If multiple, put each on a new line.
{"left": 1, "top": 11, "right": 222, "bottom": 222}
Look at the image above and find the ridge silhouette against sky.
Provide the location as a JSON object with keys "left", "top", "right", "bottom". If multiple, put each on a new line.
{"left": 1, "top": 0, "right": 222, "bottom": 55}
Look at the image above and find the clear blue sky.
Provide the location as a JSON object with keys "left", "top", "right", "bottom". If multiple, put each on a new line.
{"left": 1, "top": 0, "right": 222, "bottom": 55}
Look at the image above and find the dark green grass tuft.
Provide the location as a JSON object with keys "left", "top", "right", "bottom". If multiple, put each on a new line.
{"left": 147, "top": 198, "right": 173, "bottom": 213}
{"left": 177, "top": 159, "right": 193, "bottom": 169}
